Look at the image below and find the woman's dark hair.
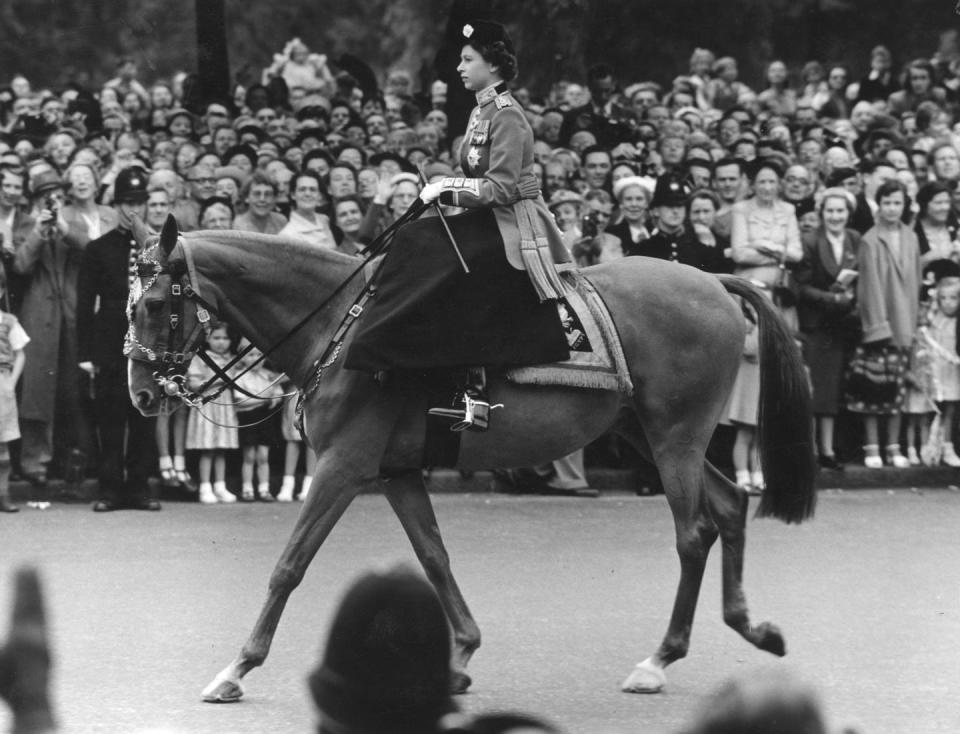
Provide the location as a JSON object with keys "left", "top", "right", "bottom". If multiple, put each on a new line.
{"left": 746, "top": 156, "right": 784, "bottom": 183}
{"left": 915, "top": 100, "right": 943, "bottom": 133}
{"left": 903, "top": 58, "right": 936, "bottom": 91}
{"left": 687, "top": 187, "right": 720, "bottom": 212}
{"left": 875, "top": 178, "right": 909, "bottom": 205}
{"left": 466, "top": 41, "right": 518, "bottom": 82}
{"left": 917, "top": 180, "right": 954, "bottom": 218}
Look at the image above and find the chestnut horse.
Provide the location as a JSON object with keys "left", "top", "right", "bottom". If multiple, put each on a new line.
{"left": 126, "top": 217, "right": 814, "bottom": 703}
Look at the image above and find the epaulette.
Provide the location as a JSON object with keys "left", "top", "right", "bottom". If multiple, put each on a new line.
{"left": 494, "top": 93, "right": 513, "bottom": 110}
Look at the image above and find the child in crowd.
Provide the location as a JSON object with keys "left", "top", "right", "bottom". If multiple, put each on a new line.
{"left": 726, "top": 304, "right": 763, "bottom": 494}
{"left": 186, "top": 322, "right": 239, "bottom": 504}
{"left": 0, "top": 270, "right": 28, "bottom": 513}
{"left": 278, "top": 379, "right": 316, "bottom": 502}
{"left": 156, "top": 404, "right": 193, "bottom": 491}
{"left": 234, "top": 337, "right": 284, "bottom": 502}
{"left": 926, "top": 276, "right": 960, "bottom": 465}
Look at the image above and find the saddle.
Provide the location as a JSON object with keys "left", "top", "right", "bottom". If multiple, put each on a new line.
{"left": 506, "top": 271, "right": 634, "bottom": 395}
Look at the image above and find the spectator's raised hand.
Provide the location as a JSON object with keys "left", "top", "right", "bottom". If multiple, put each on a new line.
{"left": 0, "top": 568, "right": 55, "bottom": 733}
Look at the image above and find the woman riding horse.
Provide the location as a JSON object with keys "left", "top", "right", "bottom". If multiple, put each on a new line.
{"left": 345, "top": 21, "right": 573, "bottom": 432}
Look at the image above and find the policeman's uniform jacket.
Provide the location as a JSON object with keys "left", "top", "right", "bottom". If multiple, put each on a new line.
{"left": 77, "top": 226, "right": 139, "bottom": 368}
{"left": 434, "top": 82, "right": 572, "bottom": 301}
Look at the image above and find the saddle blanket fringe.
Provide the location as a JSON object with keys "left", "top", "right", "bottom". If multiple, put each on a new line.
{"left": 506, "top": 271, "right": 633, "bottom": 395}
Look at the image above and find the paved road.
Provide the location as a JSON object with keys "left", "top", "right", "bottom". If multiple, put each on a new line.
{"left": 2, "top": 489, "right": 958, "bottom": 734}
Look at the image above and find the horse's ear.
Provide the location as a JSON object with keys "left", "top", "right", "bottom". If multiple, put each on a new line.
{"left": 159, "top": 214, "right": 179, "bottom": 256}
{"left": 129, "top": 214, "right": 149, "bottom": 249}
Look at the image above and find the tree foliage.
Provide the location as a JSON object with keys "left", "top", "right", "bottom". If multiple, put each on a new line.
{"left": 1, "top": 0, "right": 957, "bottom": 96}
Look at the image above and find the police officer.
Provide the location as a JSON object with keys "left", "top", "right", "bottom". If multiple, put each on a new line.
{"left": 77, "top": 167, "right": 160, "bottom": 512}
{"left": 627, "top": 174, "right": 723, "bottom": 272}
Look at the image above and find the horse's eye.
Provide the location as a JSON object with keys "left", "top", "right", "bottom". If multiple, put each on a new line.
{"left": 145, "top": 300, "right": 165, "bottom": 313}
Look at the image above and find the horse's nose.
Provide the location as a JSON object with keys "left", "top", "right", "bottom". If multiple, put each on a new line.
{"left": 135, "top": 389, "right": 155, "bottom": 412}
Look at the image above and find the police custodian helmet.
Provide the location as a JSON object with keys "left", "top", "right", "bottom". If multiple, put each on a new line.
{"left": 113, "top": 167, "right": 149, "bottom": 204}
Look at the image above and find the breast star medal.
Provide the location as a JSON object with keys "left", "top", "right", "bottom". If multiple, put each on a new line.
{"left": 467, "top": 146, "right": 481, "bottom": 168}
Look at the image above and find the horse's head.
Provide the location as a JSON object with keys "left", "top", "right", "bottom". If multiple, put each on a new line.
{"left": 126, "top": 214, "right": 212, "bottom": 415}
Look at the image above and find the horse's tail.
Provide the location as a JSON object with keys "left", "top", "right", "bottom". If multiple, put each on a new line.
{"left": 718, "top": 275, "right": 816, "bottom": 524}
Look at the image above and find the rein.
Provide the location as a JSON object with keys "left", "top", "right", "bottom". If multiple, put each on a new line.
{"left": 127, "top": 199, "right": 428, "bottom": 410}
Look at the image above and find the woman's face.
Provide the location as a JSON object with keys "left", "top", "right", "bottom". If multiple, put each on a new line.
{"left": 213, "top": 127, "right": 237, "bottom": 156}
{"left": 215, "top": 177, "right": 239, "bottom": 204}
{"left": 457, "top": 44, "right": 497, "bottom": 92}
{"left": 328, "top": 166, "right": 357, "bottom": 198}
{"left": 330, "top": 106, "right": 351, "bottom": 131}
{"left": 878, "top": 190, "right": 905, "bottom": 225}
{"left": 292, "top": 175, "right": 321, "bottom": 214}
{"left": 752, "top": 168, "right": 781, "bottom": 203}
{"left": 909, "top": 67, "right": 932, "bottom": 94}
{"left": 767, "top": 61, "right": 787, "bottom": 85}
{"left": 335, "top": 200, "right": 363, "bottom": 234}
{"left": 151, "top": 84, "right": 172, "bottom": 109}
{"left": 68, "top": 165, "right": 97, "bottom": 202}
{"left": 828, "top": 67, "right": 847, "bottom": 91}
{"left": 390, "top": 181, "right": 419, "bottom": 216}
{"left": 799, "top": 210, "right": 820, "bottom": 235}
{"left": 357, "top": 169, "right": 379, "bottom": 198}
{"left": 201, "top": 203, "right": 233, "bottom": 229}
{"left": 49, "top": 133, "right": 76, "bottom": 168}
{"left": 821, "top": 196, "right": 850, "bottom": 233}
{"left": 925, "top": 191, "right": 953, "bottom": 224}
{"left": 619, "top": 186, "right": 648, "bottom": 223}
{"left": 553, "top": 202, "right": 579, "bottom": 232}
{"left": 688, "top": 197, "right": 717, "bottom": 228}
{"left": 175, "top": 144, "right": 199, "bottom": 173}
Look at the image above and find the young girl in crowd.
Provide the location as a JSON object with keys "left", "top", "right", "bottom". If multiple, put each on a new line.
{"left": 0, "top": 270, "right": 28, "bottom": 513}
{"left": 234, "top": 337, "right": 284, "bottom": 502}
{"left": 726, "top": 304, "right": 763, "bottom": 494}
{"left": 186, "top": 322, "right": 239, "bottom": 504}
{"left": 277, "top": 378, "right": 316, "bottom": 502}
{"left": 926, "top": 276, "right": 960, "bottom": 465}
{"left": 851, "top": 180, "right": 921, "bottom": 468}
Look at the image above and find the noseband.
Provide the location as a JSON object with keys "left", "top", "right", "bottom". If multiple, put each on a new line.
{"left": 125, "top": 238, "right": 215, "bottom": 405}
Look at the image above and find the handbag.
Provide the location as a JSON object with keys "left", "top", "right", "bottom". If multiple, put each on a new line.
{"left": 772, "top": 261, "right": 798, "bottom": 308}
{"left": 844, "top": 342, "right": 908, "bottom": 411}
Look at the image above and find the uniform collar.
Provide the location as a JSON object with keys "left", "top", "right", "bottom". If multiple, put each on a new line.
{"left": 476, "top": 82, "right": 509, "bottom": 107}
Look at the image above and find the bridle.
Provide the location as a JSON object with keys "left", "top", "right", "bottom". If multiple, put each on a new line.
{"left": 126, "top": 199, "right": 428, "bottom": 410}
{"left": 125, "top": 237, "right": 220, "bottom": 407}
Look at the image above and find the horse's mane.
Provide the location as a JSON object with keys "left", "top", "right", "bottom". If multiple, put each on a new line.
{"left": 183, "top": 229, "right": 358, "bottom": 270}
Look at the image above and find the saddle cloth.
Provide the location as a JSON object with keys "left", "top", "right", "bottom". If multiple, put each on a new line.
{"left": 506, "top": 271, "right": 634, "bottom": 395}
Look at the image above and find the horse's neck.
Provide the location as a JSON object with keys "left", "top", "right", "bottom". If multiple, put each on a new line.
{"left": 188, "top": 233, "right": 359, "bottom": 385}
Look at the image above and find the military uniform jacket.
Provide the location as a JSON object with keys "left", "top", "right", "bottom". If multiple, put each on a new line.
{"left": 436, "top": 82, "right": 571, "bottom": 300}
{"left": 77, "top": 226, "right": 138, "bottom": 368}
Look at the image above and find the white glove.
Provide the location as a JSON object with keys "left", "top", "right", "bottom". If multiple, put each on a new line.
{"left": 419, "top": 181, "right": 443, "bottom": 204}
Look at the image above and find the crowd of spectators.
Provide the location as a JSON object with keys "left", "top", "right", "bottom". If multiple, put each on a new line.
{"left": 4, "top": 36, "right": 960, "bottom": 506}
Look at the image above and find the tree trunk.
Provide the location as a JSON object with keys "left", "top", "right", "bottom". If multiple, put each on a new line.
{"left": 195, "top": 0, "right": 231, "bottom": 107}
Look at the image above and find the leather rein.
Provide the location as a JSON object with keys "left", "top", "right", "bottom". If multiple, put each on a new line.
{"left": 125, "top": 200, "right": 427, "bottom": 410}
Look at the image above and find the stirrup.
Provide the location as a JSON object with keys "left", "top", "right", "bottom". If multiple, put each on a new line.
{"left": 427, "top": 395, "right": 503, "bottom": 433}
{"left": 450, "top": 394, "right": 503, "bottom": 432}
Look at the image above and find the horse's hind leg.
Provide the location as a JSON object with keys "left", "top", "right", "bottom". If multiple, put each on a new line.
{"left": 704, "top": 461, "right": 786, "bottom": 656}
{"left": 382, "top": 470, "right": 481, "bottom": 694}
{"left": 617, "top": 418, "right": 719, "bottom": 694}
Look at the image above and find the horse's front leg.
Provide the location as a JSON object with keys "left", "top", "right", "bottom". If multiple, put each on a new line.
{"left": 382, "top": 470, "right": 481, "bottom": 693}
{"left": 201, "top": 463, "right": 370, "bottom": 702}
{"left": 202, "top": 383, "right": 400, "bottom": 703}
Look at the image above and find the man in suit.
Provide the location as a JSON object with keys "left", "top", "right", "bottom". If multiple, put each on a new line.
{"left": 77, "top": 168, "right": 160, "bottom": 512}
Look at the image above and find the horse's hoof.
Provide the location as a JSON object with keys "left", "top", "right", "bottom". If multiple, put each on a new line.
{"left": 755, "top": 622, "right": 786, "bottom": 657}
{"left": 450, "top": 669, "right": 472, "bottom": 694}
{"left": 201, "top": 677, "right": 244, "bottom": 703}
{"left": 620, "top": 659, "right": 666, "bottom": 694}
